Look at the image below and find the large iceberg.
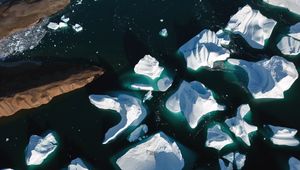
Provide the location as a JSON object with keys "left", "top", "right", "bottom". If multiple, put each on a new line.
{"left": 268, "top": 125, "right": 299, "bottom": 146}
{"left": 263, "top": 0, "right": 300, "bottom": 16}
{"left": 225, "top": 5, "right": 277, "bottom": 49}
{"left": 134, "top": 55, "right": 164, "bottom": 80}
{"left": 277, "top": 23, "right": 300, "bottom": 56}
{"left": 166, "top": 81, "right": 225, "bottom": 129}
{"left": 219, "top": 152, "right": 246, "bottom": 170}
{"left": 89, "top": 94, "right": 147, "bottom": 144}
{"left": 25, "top": 132, "right": 58, "bottom": 166}
{"left": 225, "top": 104, "right": 257, "bottom": 146}
{"left": 205, "top": 124, "right": 234, "bottom": 151}
{"left": 178, "top": 29, "right": 230, "bottom": 70}
{"left": 127, "top": 124, "right": 148, "bottom": 142}
{"left": 116, "top": 132, "right": 184, "bottom": 170}
{"left": 289, "top": 157, "right": 300, "bottom": 170}
{"left": 68, "top": 158, "right": 89, "bottom": 170}
{"left": 227, "top": 56, "right": 298, "bottom": 99}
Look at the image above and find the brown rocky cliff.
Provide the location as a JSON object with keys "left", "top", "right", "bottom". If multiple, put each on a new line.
{"left": 0, "top": 0, "right": 70, "bottom": 39}
{"left": 0, "top": 62, "right": 104, "bottom": 116}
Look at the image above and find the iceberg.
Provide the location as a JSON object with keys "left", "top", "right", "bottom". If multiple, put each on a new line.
{"left": 289, "top": 157, "right": 300, "bottom": 170}
{"left": 117, "top": 132, "right": 184, "bottom": 170}
{"left": 159, "top": 28, "right": 168, "bottom": 37}
{"left": 61, "top": 15, "right": 70, "bottom": 23}
{"left": 219, "top": 159, "right": 233, "bottom": 170}
{"left": 89, "top": 94, "right": 147, "bottom": 144}
{"left": 219, "top": 152, "right": 246, "bottom": 170}
{"left": 205, "top": 124, "right": 234, "bottom": 151}
{"left": 225, "top": 104, "right": 257, "bottom": 146}
{"left": 68, "top": 158, "right": 88, "bottom": 170}
{"left": 134, "top": 55, "right": 164, "bottom": 80}
{"left": 25, "top": 132, "right": 58, "bottom": 166}
{"left": 178, "top": 29, "right": 230, "bottom": 70}
{"left": 263, "top": 0, "right": 300, "bottom": 16}
{"left": 268, "top": 125, "right": 299, "bottom": 146}
{"left": 127, "top": 124, "right": 148, "bottom": 142}
{"left": 157, "top": 76, "right": 173, "bottom": 92}
{"left": 166, "top": 81, "right": 225, "bottom": 129}
{"left": 277, "top": 23, "right": 300, "bottom": 56}
{"left": 225, "top": 5, "right": 277, "bottom": 49}
{"left": 72, "top": 24, "right": 83, "bottom": 32}
{"left": 143, "top": 91, "right": 153, "bottom": 102}
{"left": 227, "top": 56, "right": 298, "bottom": 99}
{"left": 47, "top": 22, "right": 60, "bottom": 30}
{"left": 131, "top": 84, "right": 154, "bottom": 91}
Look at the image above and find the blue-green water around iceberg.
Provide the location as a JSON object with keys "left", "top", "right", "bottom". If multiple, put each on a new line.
{"left": 0, "top": 0, "right": 300, "bottom": 169}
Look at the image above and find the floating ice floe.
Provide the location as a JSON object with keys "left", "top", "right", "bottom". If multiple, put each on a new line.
{"left": 72, "top": 24, "right": 83, "bottom": 32}
{"left": 25, "top": 132, "right": 58, "bottom": 166}
{"left": 0, "top": 19, "right": 47, "bottom": 59}
{"left": 157, "top": 76, "right": 173, "bottom": 92}
{"left": 219, "top": 152, "right": 246, "bottom": 170}
{"left": 117, "top": 132, "right": 184, "bottom": 170}
{"left": 159, "top": 28, "right": 168, "bottom": 37}
{"left": 143, "top": 91, "right": 153, "bottom": 102}
{"left": 134, "top": 55, "right": 164, "bottom": 80}
{"left": 127, "top": 124, "right": 148, "bottom": 142}
{"left": 47, "top": 22, "right": 68, "bottom": 30}
{"left": 166, "top": 81, "right": 225, "bottom": 129}
{"left": 289, "top": 157, "right": 300, "bottom": 170}
{"left": 205, "top": 124, "right": 234, "bottom": 151}
{"left": 61, "top": 15, "right": 70, "bottom": 23}
{"left": 225, "top": 104, "right": 257, "bottom": 146}
{"left": 89, "top": 94, "right": 147, "bottom": 144}
{"left": 227, "top": 56, "right": 298, "bottom": 99}
{"left": 277, "top": 23, "right": 300, "bottom": 56}
{"left": 219, "top": 159, "right": 233, "bottom": 170}
{"left": 178, "top": 29, "right": 230, "bottom": 70}
{"left": 263, "top": 0, "right": 300, "bottom": 16}
{"left": 225, "top": 5, "right": 277, "bottom": 49}
{"left": 268, "top": 125, "right": 299, "bottom": 146}
{"left": 68, "top": 158, "right": 89, "bottom": 170}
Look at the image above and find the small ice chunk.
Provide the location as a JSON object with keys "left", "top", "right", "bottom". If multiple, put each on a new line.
{"left": 227, "top": 56, "right": 299, "bottom": 99}
{"left": 143, "top": 91, "right": 153, "bottom": 102}
{"left": 178, "top": 29, "right": 230, "bottom": 70}
{"left": 223, "top": 152, "right": 234, "bottom": 163}
{"left": 127, "top": 124, "right": 148, "bottom": 142}
{"left": 117, "top": 132, "right": 184, "bottom": 170}
{"left": 235, "top": 153, "right": 246, "bottom": 170}
{"left": 68, "top": 158, "right": 88, "bottom": 170}
{"left": 263, "top": 0, "right": 300, "bottom": 16}
{"left": 157, "top": 76, "right": 173, "bottom": 92}
{"left": 220, "top": 152, "right": 246, "bottom": 170}
{"left": 225, "top": 104, "right": 257, "bottom": 146}
{"left": 72, "top": 24, "right": 83, "bottom": 32}
{"left": 131, "top": 84, "right": 154, "bottom": 91}
{"left": 134, "top": 55, "right": 164, "bottom": 80}
{"left": 61, "top": 15, "right": 70, "bottom": 23}
{"left": 58, "top": 22, "right": 68, "bottom": 28}
{"left": 268, "top": 125, "right": 299, "bottom": 146}
{"left": 159, "top": 28, "right": 168, "bottom": 37}
{"left": 89, "top": 94, "right": 147, "bottom": 144}
{"left": 289, "top": 157, "right": 300, "bottom": 170}
{"left": 205, "top": 124, "right": 234, "bottom": 151}
{"left": 47, "top": 22, "right": 60, "bottom": 30}
{"left": 225, "top": 5, "right": 277, "bottom": 49}
{"left": 166, "top": 81, "right": 225, "bottom": 128}
{"left": 219, "top": 159, "right": 233, "bottom": 170}
{"left": 25, "top": 132, "right": 58, "bottom": 166}
{"left": 277, "top": 22, "right": 300, "bottom": 56}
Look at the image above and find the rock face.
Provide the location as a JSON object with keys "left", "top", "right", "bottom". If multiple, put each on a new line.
{"left": 228, "top": 56, "right": 298, "bottom": 99}
{"left": 0, "top": 62, "right": 104, "bottom": 116}
{"left": 89, "top": 94, "right": 147, "bottom": 144}
{"left": 225, "top": 5, "right": 277, "bottom": 49}
{"left": 263, "top": 0, "right": 300, "bottom": 16}
{"left": 277, "top": 22, "right": 300, "bottom": 56}
{"left": 0, "top": 0, "right": 70, "bottom": 39}
{"left": 25, "top": 132, "right": 58, "bottom": 166}
{"left": 268, "top": 125, "right": 299, "bottom": 146}
{"left": 178, "top": 29, "right": 230, "bottom": 70}
{"left": 116, "top": 132, "right": 184, "bottom": 170}
{"left": 166, "top": 81, "right": 225, "bottom": 129}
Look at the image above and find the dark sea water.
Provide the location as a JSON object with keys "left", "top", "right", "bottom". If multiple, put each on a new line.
{"left": 0, "top": 0, "right": 300, "bottom": 169}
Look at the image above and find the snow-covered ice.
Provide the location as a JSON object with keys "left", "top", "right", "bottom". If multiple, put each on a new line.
{"left": 72, "top": 24, "right": 83, "bottom": 32}
{"left": 268, "top": 125, "right": 299, "bottom": 146}
{"left": 205, "top": 124, "right": 234, "bottom": 151}
{"left": 134, "top": 55, "right": 164, "bottom": 80}
{"left": 263, "top": 0, "right": 300, "bottom": 16}
{"left": 127, "top": 124, "right": 148, "bottom": 142}
{"left": 277, "top": 22, "right": 300, "bottom": 56}
{"left": 219, "top": 152, "right": 246, "bottom": 170}
{"left": 61, "top": 15, "right": 70, "bottom": 23}
{"left": 289, "top": 157, "right": 300, "bottom": 170}
{"left": 68, "top": 158, "right": 89, "bottom": 170}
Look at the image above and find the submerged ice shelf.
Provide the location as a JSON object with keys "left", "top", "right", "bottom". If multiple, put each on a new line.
{"left": 228, "top": 56, "right": 298, "bottom": 99}
{"left": 117, "top": 132, "right": 184, "bottom": 170}
{"left": 89, "top": 94, "right": 147, "bottom": 144}
{"left": 166, "top": 80, "right": 225, "bottom": 129}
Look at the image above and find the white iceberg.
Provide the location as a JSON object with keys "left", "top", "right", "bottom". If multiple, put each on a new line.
{"left": 25, "top": 132, "right": 58, "bottom": 166}
{"left": 72, "top": 24, "right": 83, "bottom": 32}
{"left": 234, "top": 153, "right": 246, "bottom": 170}
{"left": 219, "top": 152, "right": 246, "bottom": 170}
{"left": 47, "top": 22, "right": 60, "bottom": 30}
{"left": 68, "top": 158, "right": 88, "bottom": 170}
{"left": 166, "top": 81, "right": 225, "bottom": 129}
{"left": 289, "top": 157, "right": 300, "bottom": 170}
{"left": 134, "top": 55, "right": 164, "bottom": 80}
{"left": 61, "top": 15, "right": 70, "bottom": 23}
{"left": 131, "top": 84, "right": 154, "bottom": 91}
{"left": 219, "top": 159, "right": 233, "bottom": 170}
{"left": 143, "top": 91, "right": 153, "bottom": 102}
{"left": 225, "top": 104, "right": 257, "bottom": 146}
{"left": 205, "top": 124, "right": 234, "bottom": 151}
{"left": 89, "top": 94, "right": 147, "bottom": 144}
{"left": 127, "top": 124, "right": 148, "bottom": 142}
{"left": 225, "top": 5, "right": 277, "bottom": 49}
{"left": 263, "top": 0, "right": 300, "bottom": 16}
{"left": 216, "top": 29, "right": 231, "bottom": 46}
{"left": 157, "top": 76, "right": 173, "bottom": 92}
{"left": 227, "top": 56, "right": 298, "bottom": 99}
{"left": 159, "top": 28, "right": 168, "bottom": 37}
{"left": 277, "top": 23, "right": 300, "bottom": 56}
{"left": 178, "top": 29, "right": 230, "bottom": 70}
{"left": 268, "top": 125, "right": 299, "bottom": 146}
{"left": 117, "top": 132, "right": 184, "bottom": 170}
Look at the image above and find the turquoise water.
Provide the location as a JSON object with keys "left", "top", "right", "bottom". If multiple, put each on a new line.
{"left": 0, "top": 0, "right": 300, "bottom": 169}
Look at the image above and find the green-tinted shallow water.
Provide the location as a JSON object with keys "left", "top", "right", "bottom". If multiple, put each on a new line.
{"left": 0, "top": 0, "right": 300, "bottom": 169}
